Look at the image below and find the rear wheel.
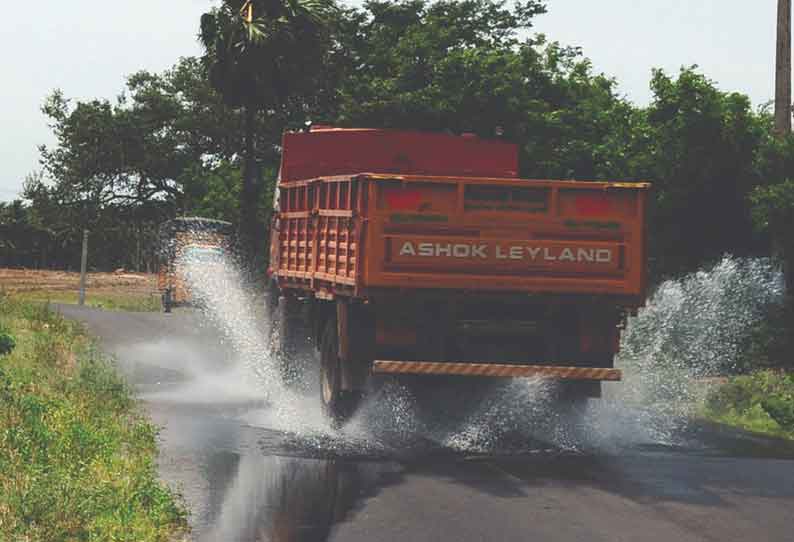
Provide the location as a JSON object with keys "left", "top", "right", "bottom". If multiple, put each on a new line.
{"left": 319, "top": 319, "right": 359, "bottom": 425}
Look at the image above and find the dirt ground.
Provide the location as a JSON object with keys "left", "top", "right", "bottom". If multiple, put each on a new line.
{"left": 0, "top": 268, "right": 156, "bottom": 295}
{"left": 0, "top": 268, "right": 160, "bottom": 311}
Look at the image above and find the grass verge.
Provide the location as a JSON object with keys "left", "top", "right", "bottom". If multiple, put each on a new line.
{"left": 702, "top": 370, "right": 794, "bottom": 440}
{"left": 16, "top": 290, "right": 161, "bottom": 312}
{"left": 0, "top": 293, "right": 187, "bottom": 541}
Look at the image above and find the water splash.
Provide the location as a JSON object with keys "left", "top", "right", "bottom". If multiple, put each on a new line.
{"left": 581, "top": 256, "right": 785, "bottom": 450}
{"left": 179, "top": 251, "right": 284, "bottom": 400}
{"left": 439, "top": 378, "right": 558, "bottom": 453}
{"left": 615, "top": 257, "right": 783, "bottom": 407}
{"left": 177, "top": 245, "right": 784, "bottom": 455}
{"left": 175, "top": 245, "right": 342, "bottom": 447}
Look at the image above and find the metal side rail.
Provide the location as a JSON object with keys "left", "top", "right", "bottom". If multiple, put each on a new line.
{"left": 372, "top": 360, "right": 621, "bottom": 381}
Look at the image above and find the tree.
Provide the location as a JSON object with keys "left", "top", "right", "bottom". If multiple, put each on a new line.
{"left": 36, "top": 75, "right": 205, "bottom": 271}
{"left": 642, "top": 68, "right": 767, "bottom": 276}
{"left": 330, "top": 0, "right": 649, "bottom": 181}
{"left": 38, "top": 59, "right": 234, "bottom": 215}
{"left": 198, "top": 0, "right": 338, "bottom": 266}
{"left": 750, "top": 178, "right": 794, "bottom": 361}
{"left": 0, "top": 199, "right": 43, "bottom": 268}
{"left": 333, "top": 0, "right": 545, "bottom": 131}
{"left": 776, "top": 0, "right": 791, "bottom": 136}
{"left": 33, "top": 58, "right": 264, "bottom": 271}
{"left": 751, "top": 179, "right": 794, "bottom": 290}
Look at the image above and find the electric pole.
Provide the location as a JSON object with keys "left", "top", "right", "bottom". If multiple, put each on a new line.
{"left": 776, "top": 0, "right": 791, "bottom": 136}
{"left": 78, "top": 229, "right": 88, "bottom": 305}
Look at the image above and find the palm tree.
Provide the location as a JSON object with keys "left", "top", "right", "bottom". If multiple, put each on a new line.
{"left": 776, "top": 0, "right": 791, "bottom": 136}
{"left": 199, "top": 0, "right": 337, "bottom": 266}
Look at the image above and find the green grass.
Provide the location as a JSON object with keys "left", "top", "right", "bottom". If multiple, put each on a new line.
{"left": 702, "top": 370, "right": 794, "bottom": 440}
{"left": 17, "top": 290, "right": 161, "bottom": 312}
{"left": 0, "top": 294, "right": 187, "bottom": 541}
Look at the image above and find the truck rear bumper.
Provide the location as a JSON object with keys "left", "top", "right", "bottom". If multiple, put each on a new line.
{"left": 372, "top": 360, "right": 621, "bottom": 381}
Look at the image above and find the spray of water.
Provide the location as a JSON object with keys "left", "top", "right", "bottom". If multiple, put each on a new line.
{"left": 583, "top": 256, "right": 785, "bottom": 449}
{"left": 438, "top": 378, "right": 558, "bottom": 453}
{"left": 176, "top": 243, "right": 341, "bottom": 446}
{"left": 181, "top": 254, "right": 283, "bottom": 397}
{"left": 176, "top": 244, "right": 785, "bottom": 455}
{"left": 617, "top": 258, "right": 783, "bottom": 402}
{"left": 127, "top": 338, "right": 264, "bottom": 405}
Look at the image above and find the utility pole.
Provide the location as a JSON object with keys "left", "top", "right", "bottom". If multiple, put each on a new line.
{"left": 78, "top": 229, "right": 88, "bottom": 305}
{"left": 776, "top": 0, "right": 792, "bottom": 136}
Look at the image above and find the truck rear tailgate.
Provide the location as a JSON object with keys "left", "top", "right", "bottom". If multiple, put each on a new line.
{"left": 363, "top": 174, "right": 649, "bottom": 299}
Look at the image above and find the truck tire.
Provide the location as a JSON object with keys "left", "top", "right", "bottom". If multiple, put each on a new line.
{"left": 320, "top": 319, "right": 358, "bottom": 425}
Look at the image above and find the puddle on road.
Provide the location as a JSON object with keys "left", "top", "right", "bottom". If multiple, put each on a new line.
{"left": 186, "top": 419, "right": 586, "bottom": 542}
{"left": 172, "top": 413, "right": 794, "bottom": 542}
{"left": 199, "top": 453, "right": 398, "bottom": 542}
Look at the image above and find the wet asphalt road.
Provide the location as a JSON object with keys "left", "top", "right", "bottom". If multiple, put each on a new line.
{"left": 56, "top": 304, "right": 794, "bottom": 542}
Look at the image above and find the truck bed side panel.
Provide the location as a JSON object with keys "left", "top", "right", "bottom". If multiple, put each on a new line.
{"left": 272, "top": 175, "right": 649, "bottom": 302}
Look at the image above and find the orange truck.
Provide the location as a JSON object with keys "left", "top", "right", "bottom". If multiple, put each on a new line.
{"left": 268, "top": 127, "right": 650, "bottom": 420}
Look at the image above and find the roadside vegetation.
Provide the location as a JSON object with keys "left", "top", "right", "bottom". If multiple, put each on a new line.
{"left": 16, "top": 289, "right": 161, "bottom": 312}
{"left": 698, "top": 298, "right": 794, "bottom": 439}
{"left": 0, "top": 293, "right": 186, "bottom": 541}
{"left": 704, "top": 371, "right": 794, "bottom": 440}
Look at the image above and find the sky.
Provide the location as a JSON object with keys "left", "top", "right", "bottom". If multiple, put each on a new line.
{"left": 0, "top": 0, "right": 779, "bottom": 202}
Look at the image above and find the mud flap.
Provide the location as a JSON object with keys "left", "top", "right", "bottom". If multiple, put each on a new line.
{"left": 336, "top": 300, "right": 373, "bottom": 392}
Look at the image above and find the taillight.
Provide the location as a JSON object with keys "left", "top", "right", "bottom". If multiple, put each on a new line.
{"left": 559, "top": 189, "right": 636, "bottom": 219}
{"left": 575, "top": 194, "right": 613, "bottom": 216}
{"left": 385, "top": 189, "right": 423, "bottom": 210}
{"left": 379, "top": 181, "right": 457, "bottom": 214}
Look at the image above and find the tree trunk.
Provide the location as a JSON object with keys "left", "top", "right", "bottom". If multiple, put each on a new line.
{"left": 239, "top": 105, "right": 260, "bottom": 271}
{"left": 776, "top": 0, "right": 792, "bottom": 136}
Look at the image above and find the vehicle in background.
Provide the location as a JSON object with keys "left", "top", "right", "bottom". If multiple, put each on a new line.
{"left": 157, "top": 217, "right": 233, "bottom": 312}
{"left": 268, "top": 127, "right": 650, "bottom": 422}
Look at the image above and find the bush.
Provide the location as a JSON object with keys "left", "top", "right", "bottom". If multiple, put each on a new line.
{"left": 0, "top": 316, "right": 15, "bottom": 356}
{"left": 741, "top": 299, "right": 794, "bottom": 371}
{"left": 762, "top": 396, "right": 794, "bottom": 429}
{"left": 705, "top": 371, "right": 794, "bottom": 436}
{"left": 0, "top": 331, "right": 15, "bottom": 356}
